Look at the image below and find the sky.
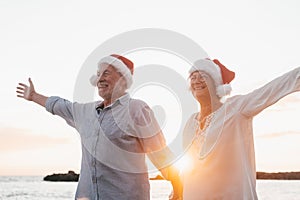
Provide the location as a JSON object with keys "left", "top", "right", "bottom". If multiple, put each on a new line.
{"left": 0, "top": 0, "right": 300, "bottom": 175}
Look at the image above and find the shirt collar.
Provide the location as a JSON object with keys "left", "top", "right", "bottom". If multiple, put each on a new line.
{"left": 95, "top": 93, "right": 130, "bottom": 111}
{"left": 118, "top": 93, "right": 130, "bottom": 105}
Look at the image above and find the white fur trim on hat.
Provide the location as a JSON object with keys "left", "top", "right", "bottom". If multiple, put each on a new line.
{"left": 216, "top": 84, "right": 232, "bottom": 97}
{"left": 89, "top": 74, "right": 98, "bottom": 86}
{"left": 189, "top": 59, "right": 232, "bottom": 98}
{"left": 90, "top": 55, "right": 133, "bottom": 88}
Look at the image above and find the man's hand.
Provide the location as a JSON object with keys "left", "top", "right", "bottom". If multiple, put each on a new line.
{"left": 16, "top": 78, "right": 36, "bottom": 101}
{"left": 16, "top": 78, "right": 48, "bottom": 107}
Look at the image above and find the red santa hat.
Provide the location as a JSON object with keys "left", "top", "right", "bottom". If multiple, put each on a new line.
{"left": 189, "top": 58, "right": 235, "bottom": 97}
{"left": 90, "top": 54, "right": 134, "bottom": 88}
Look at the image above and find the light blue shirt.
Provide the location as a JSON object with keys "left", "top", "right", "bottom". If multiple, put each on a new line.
{"left": 46, "top": 93, "right": 167, "bottom": 200}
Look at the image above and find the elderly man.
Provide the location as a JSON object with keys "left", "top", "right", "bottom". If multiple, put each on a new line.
{"left": 16, "top": 54, "right": 182, "bottom": 200}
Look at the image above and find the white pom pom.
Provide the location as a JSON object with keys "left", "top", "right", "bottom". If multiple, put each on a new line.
{"left": 89, "top": 75, "right": 98, "bottom": 87}
{"left": 216, "top": 84, "right": 232, "bottom": 98}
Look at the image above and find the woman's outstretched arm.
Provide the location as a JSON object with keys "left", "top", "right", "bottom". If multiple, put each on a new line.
{"left": 238, "top": 67, "right": 300, "bottom": 117}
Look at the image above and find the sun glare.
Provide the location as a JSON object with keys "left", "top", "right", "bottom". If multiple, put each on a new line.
{"left": 174, "top": 155, "right": 192, "bottom": 173}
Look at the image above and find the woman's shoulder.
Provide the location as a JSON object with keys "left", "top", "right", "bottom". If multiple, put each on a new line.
{"left": 225, "top": 95, "right": 246, "bottom": 106}
{"left": 189, "top": 112, "right": 198, "bottom": 120}
{"left": 184, "top": 112, "right": 199, "bottom": 127}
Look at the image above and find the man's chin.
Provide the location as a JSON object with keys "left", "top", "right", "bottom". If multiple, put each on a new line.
{"left": 98, "top": 92, "right": 110, "bottom": 99}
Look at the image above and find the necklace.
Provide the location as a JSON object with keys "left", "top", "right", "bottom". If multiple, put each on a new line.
{"left": 193, "top": 106, "right": 224, "bottom": 160}
{"left": 196, "top": 110, "right": 218, "bottom": 135}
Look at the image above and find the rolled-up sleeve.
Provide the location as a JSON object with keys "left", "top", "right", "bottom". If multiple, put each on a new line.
{"left": 45, "top": 96, "right": 75, "bottom": 128}
{"left": 131, "top": 101, "right": 176, "bottom": 170}
{"left": 131, "top": 102, "right": 166, "bottom": 151}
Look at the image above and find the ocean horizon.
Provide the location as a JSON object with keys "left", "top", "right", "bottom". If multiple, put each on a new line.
{"left": 0, "top": 176, "right": 299, "bottom": 199}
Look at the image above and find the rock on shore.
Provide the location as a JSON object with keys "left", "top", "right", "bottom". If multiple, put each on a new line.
{"left": 256, "top": 171, "right": 300, "bottom": 180}
{"left": 43, "top": 171, "right": 300, "bottom": 182}
{"left": 43, "top": 170, "right": 79, "bottom": 182}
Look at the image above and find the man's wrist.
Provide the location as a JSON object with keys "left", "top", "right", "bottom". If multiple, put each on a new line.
{"left": 30, "top": 91, "right": 38, "bottom": 101}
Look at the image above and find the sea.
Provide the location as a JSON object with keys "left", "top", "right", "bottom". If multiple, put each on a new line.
{"left": 0, "top": 176, "right": 299, "bottom": 200}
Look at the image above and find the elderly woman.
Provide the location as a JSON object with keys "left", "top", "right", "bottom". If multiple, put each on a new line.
{"left": 182, "top": 58, "right": 300, "bottom": 199}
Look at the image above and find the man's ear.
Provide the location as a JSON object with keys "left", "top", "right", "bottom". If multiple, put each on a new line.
{"left": 119, "top": 76, "right": 128, "bottom": 89}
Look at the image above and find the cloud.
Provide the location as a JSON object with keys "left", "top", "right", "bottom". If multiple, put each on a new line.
{"left": 0, "top": 127, "right": 71, "bottom": 152}
{"left": 257, "top": 131, "right": 300, "bottom": 139}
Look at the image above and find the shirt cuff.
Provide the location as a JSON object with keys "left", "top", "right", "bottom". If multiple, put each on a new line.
{"left": 45, "top": 96, "right": 61, "bottom": 114}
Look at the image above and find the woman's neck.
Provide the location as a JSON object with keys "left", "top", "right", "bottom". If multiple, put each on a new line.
{"left": 199, "top": 99, "right": 223, "bottom": 118}
{"left": 197, "top": 100, "right": 222, "bottom": 130}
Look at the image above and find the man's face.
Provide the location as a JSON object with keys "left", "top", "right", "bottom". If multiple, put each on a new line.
{"left": 96, "top": 64, "right": 126, "bottom": 100}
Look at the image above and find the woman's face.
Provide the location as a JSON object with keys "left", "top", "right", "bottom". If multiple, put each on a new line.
{"left": 189, "top": 71, "right": 215, "bottom": 101}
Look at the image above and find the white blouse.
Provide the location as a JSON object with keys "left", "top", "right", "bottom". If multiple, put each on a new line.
{"left": 182, "top": 67, "right": 300, "bottom": 200}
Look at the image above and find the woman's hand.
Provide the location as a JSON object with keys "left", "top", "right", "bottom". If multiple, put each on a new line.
{"left": 169, "top": 189, "right": 183, "bottom": 200}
